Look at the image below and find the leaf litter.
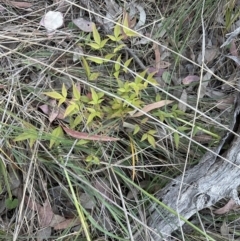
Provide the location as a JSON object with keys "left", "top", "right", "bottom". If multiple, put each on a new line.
{"left": 2, "top": 0, "right": 240, "bottom": 240}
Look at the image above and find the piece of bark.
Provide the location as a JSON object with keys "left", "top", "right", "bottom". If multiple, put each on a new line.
{"left": 134, "top": 93, "right": 240, "bottom": 240}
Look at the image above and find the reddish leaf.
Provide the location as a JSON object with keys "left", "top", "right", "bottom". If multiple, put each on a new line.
{"left": 39, "top": 100, "right": 66, "bottom": 122}
{"left": 62, "top": 126, "right": 120, "bottom": 141}
{"left": 131, "top": 100, "right": 173, "bottom": 117}
{"left": 214, "top": 199, "right": 239, "bottom": 214}
{"left": 39, "top": 104, "right": 49, "bottom": 115}
{"left": 182, "top": 75, "right": 200, "bottom": 85}
{"left": 148, "top": 67, "right": 165, "bottom": 77}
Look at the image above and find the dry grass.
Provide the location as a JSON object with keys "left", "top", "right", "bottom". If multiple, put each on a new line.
{"left": 0, "top": 0, "right": 239, "bottom": 240}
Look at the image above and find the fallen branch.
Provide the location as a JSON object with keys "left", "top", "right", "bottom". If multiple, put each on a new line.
{"left": 135, "top": 93, "right": 240, "bottom": 240}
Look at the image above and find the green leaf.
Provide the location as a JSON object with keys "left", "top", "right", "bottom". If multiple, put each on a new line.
{"left": 89, "top": 72, "right": 100, "bottom": 81}
{"left": 5, "top": 198, "right": 18, "bottom": 210}
{"left": 172, "top": 104, "right": 178, "bottom": 111}
{"left": 44, "top": 91, "right": 63, "bottom": 100}
{"left": 125, "top": 30, "right": 139, "bottom": 37}
{"left": 147, "top": 72, "right": 158, "bottom": 85}
{"left": 87, "top": 107, "right": 96, "bottom": 113}
{"left": 82, "top": 57, "right": 90, "bottom": 78}
{"left": 158, "top": 111, "right": 165, "bottom": 122}
{"left": 98, "top": 91, "right": 104, "bottom": 99}
{"left": 77, "top": 139, "right": 89, "bottom": 145}
{"left": 115, "top": 55, "right": 121, "bottom": 72}
{"left": 87, "top": 42, "right": 101, "bottom": 49}
{"left": 62, "top": 83, "right": 67, "bottom": 98}
{"left": 123, "top": 58, "right": 133, "bottom": 72}
{"left": 49, "top": 126, "right": 64, "bottom": 149}
{"left": 141, "top": 133, "right": 148, "bottom": 142}
{"left": 147, "top": 135, "right": 156, "bottom": 148}
{"left": 72, "top": 84, "right": 81, "bottom": 101}
{"left": 114, "top": 71, "right": 120, "bottom": 79}
{"left": 141, "top": 118, "right": 148, "bottom": 124}
{"left": 193, "top": 125, "right": 199, "bottom": 136}
{"left": 64, "top": 103, "right": 78, "bottom": 117}
{"left": 58, "top": 97, "right": 66, "bottom": 107}
{"left": 90, "top": 88, "right": 98, "bottom": 103}
{"left": 71, "top": 115, "right": 82, "bottom": 129}
{"left": 156, "top": 93, "right": 161, "bottom": 102}
{"left": 162, "top": 71, "right": 171, "bottom": 84}
{"left": 174, "top": 132, "right": 180, "bottom": 150}
{"left": 114, "top": 44, "right": 126, "bottom": 53}
{"left": 133, "top": 125, "right": 140, "bottom": 135}
{"left": 104, "top": 53, "right": 115, "bottom": 61}
{"left": 86, "top": 155, "right": 100, "bottom": 164}
{"left": 92, "top": 24, "right": 101, "bottom": 45}
{"left": 177, "top": 126, "right": 190, "bottom": 132}
{"left": 87, "top": 113, "right": 96, "bottom": 125}
{"left": 134, "top": 69, "right": 147, "bottom": 84}
{"left": 14, "top": 129, "right": 38, "bottom": 142}
{"left": 107, "top": 35, "right": 117, "bottom": 41}
{"left": 122, "top": 15, "right": 139, "bottom": 37}
{"left": 86, "top": 56, "right": 104, "bottom": 64}
{"left": 148, "top": 130, "right": 156, "bottom": 135}
{"left": 100, "top": 38, "right": 109, "bottom": 48}
{"left": 114, "top": 21, "right": 121, "bottom": 38}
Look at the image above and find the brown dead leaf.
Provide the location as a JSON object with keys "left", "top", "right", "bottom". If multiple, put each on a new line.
{"left": 216, "top": 95, "right": 235, "bottom": 110}
{"left": 25, "top": 195, "right": 42, "bottom": 211}
{"left": 152, "top": 43, "right": 171, "bottom": 69}
{"left": 9, "top": 1, "right": 33, "bottom": 8}
{"left": 214, "top": 199, "right": 239, "bottom": 214}
{"left": 220, "top": 220, "right": 229, "bottom": 238}
{"left": 230, "top": 40, "right": 238, "bottom": 57}
{"left": 129, "top": 17, "right": 137, "bottom": 29}
{"left": 148, "top": 67, "right": 165, "bottom": 77}
{"left": 62, "top": 126, "right": 120, "bottom": 141}
{"left": 53, "top": 218, "right": 80, "bottom": 230}
{"left": 73, "top": 18, "right": 94, "bottom": 32}
{"left": 199, "top": 68, "right": 214, "bottom": 98}
{"left": 182, "top": 75, "right": 200, "bottom": 85}
{"left": 25, "top": 197, "right": 56, "bottom": 227}
{"left": 39, "top": 200, "right": 54, "bottom": 227}
{"left": 178, "top": 89, "right": 187, "bottom": 112}
{"left": 121, "top": 10, "right": 137, "bottom": 40}
{"left": 131, "top": 100, "right": 173, "bottom": 117}
{"left": 49, "top": 214, "right": 66, "bottom": 228}
{"left": 39, "top": 100, "right": 65, "bottom": 122}
{"left": 197, "top": 47, "right": 219, "bottom": 64}
{"left": 192, "top": 134, "right": 213, "bottom": 144}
